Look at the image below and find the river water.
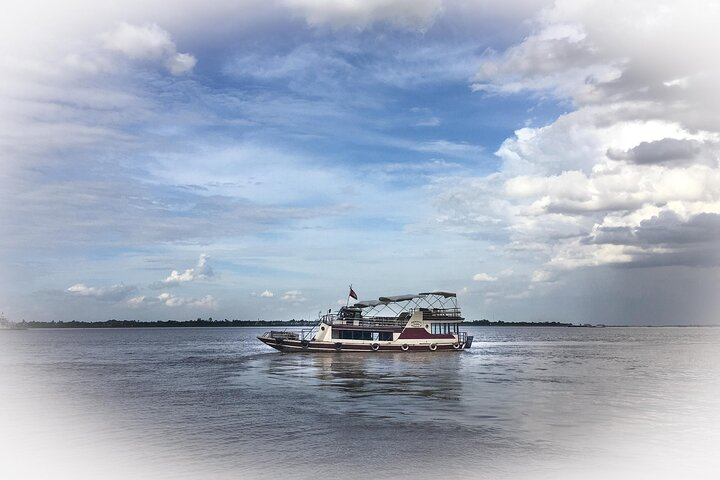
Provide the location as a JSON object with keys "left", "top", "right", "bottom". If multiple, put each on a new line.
{"left": 1, "top": 326, "right": 719, "bottom": 479}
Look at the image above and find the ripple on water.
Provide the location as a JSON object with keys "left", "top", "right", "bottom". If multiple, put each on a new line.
{"left": 1, "top": 326, "right": 719, "bottom": 479}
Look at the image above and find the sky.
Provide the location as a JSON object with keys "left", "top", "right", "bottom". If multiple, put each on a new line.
{"left": 1, "top": 0, "right": 719, "bottom": 325}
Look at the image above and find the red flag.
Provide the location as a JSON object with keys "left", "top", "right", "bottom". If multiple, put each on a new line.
{"left": 349, "top": 287, "right": 358, "bottom": 300}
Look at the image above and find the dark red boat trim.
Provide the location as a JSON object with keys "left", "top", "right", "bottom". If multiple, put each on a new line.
{"left": 397, "top": 328, "right": 455, "bottom": 340}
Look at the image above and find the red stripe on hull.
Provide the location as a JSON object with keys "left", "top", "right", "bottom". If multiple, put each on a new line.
{"left": 397, "top": 328, "right": 455, "bottom": 340}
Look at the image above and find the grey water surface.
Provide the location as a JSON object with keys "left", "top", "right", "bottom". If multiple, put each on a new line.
{"left": 1, "top": 327, "right": 719, "bottom": 479}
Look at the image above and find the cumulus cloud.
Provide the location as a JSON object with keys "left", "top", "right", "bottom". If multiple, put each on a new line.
{"left": 67, "top": 283, "right": 137, "bottom": 301}
{"left": 129, "top": 293, "right": 217, "bottom": 309}
{"left": 102, "top": 22, "right": 196, "bottom": 75}
{"left": 435, "top": 0, "right": 720, "bottom": 296}
{"left": 127, "top": 296, "right": 149, "bottom": 308}
{"left": 468, "top": 124, "right": 719, "bottom": 274}
{"left": 158, "top": 292, "right": 217, "bottom": 308}
{"left": 473, "top": 273, "right": 497, "bottom": 282}
{"left": 606, "top": 138, "right": 704, "bottom": 165}
{"left": 165, "top": 52, "right": 197, "bottom": 76}
{"left": 161, "top": 254, "right": 214, "bottom": 286}
{"left": 250, "top": 289, "right": 275, "bottom": 298}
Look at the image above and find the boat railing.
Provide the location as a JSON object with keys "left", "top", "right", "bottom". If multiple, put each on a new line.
{"left": 324, "top": 315, "right": 407, "bottom": 327}
{"left": 357, "top": 317, "right": 407, "bottom": 327}
{"left": 423, "top": 308, "right": 462, "bottom": 318}
{"left": 301, "top": 328, "right": 316, "bottom": 341}
{"left": 263, "top": 330, "right": 300, "bottom": 341}
{"left": 317, "top": 305, "right": 463, "bottom": 328}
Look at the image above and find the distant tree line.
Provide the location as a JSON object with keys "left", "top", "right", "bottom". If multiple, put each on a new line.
{"left": 13, "top": 318, "right": 578, "bottom": 329}
{"left": 466, "top": 319, "right": 574, "bottom": 327}
{"left": 16, "top": 318, "right": 317, "bottom": 328}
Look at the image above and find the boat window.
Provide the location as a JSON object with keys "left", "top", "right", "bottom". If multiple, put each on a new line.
{"left": 352, "top": 330, "right": 373, "bottom": 340}
{"left": 378, "top": 331, "right": 392, "bottom": 341}
{"left": 332, "top": 329, "right": 391, "bottom": 341}
{"left": 332, "top": 330, "right": 353, "bottom": 340}
{"left": 431, "top": 323, "right": 458, "bottom": 335}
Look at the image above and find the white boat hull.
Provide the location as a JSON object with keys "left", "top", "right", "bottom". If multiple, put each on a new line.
{"left": 257, "top": 335, "right": 472, "bottom": 352}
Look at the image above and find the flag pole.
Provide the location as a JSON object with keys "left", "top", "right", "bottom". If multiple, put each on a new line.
{"left": 346, "top": 284, "right": 352, "bottom": 307}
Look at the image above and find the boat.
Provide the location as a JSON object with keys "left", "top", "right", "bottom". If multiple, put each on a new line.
{"left": 257, "top": 291, "right": 473, "bottom": 352}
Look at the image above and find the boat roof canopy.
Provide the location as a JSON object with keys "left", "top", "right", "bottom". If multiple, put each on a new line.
{"left": 353, "top": 291, "right": 457, "bottom": 308}
{"left": 353, "top": 299, "right": 384, "bottom": 308}
{"left": 418, "top": 291, "right": 456, "bottom": 298}
{"left": 378, "top": 294, "right": 418, "bottom": 303}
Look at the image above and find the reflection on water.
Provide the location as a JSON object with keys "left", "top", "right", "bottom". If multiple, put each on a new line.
{"left": 273, "top": 352, "right": 464, "bottom": 398}
{"left": 1, "top": 327, "right": 720, "bottom": 480}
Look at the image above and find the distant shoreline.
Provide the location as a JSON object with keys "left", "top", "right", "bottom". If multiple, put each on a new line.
{"left": 4, "top": 319, "right": 618, "bottom": 329}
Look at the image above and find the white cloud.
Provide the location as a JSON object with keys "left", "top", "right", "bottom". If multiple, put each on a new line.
{"left": 461, "top": 120, "right": 720, "bottom": 275}
{"left": 157, "top": 292, "right": 217, "bottom": 308}
{"left": 162, "top": 254, "right": 214, "bottom": 286}
{"left": 473, "top": 273, "right": 497, "bottom": 282}
{"left": 127, "top": 292, "right": 217, "bottom": 309}
{"left": 472, "top": 22, "right": 623, "bottom": 100}
{"left": 281, "top": 290, "right": 306, "bottom": 302}
{"left": 260, "top": 290, "right": 274, "bottom": 298}
{"left": 127, "top": 295, "right": 149, "bottom": 307}
{"left": 434, "top": 0, "right": 720, "bottom": 298}
{"left": 165, "top": 52, "right": 197, "bottom": 75}
{"left": 102, "top": 22, "right": 174, "bottom": 60}
{"left": 67, "top": 283, "right": 137, "bottom": 301}
{"left": 102, "top": 22, "right": 196, "bottom": 75}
